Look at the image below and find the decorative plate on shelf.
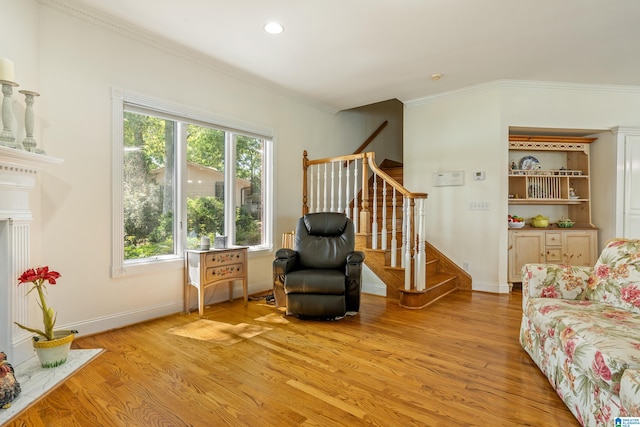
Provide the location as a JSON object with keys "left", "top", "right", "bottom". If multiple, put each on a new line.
{"left": 519, "top": 155, "right": 540, "bottom": 170}
{"left": 528, "top": 184, "right": 546, "bottom": 198}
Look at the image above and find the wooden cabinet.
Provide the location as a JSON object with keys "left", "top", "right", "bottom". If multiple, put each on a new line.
{"left": 509, "top": 230, "right": 544, "bottom": 284}
{"left": 184, "top": 247, "right": 248, "bottom": 316}
{"left": 508, "top": 229, "right": 597, "bottom": 284}
{"left": 563, "top": 231, "right": 597, "bottom": 266}
{"left": 509, "top": 135, "right": 596, "bottom": 227}
{"left": 508, "top": 134, "right": 599, "bottom": 287}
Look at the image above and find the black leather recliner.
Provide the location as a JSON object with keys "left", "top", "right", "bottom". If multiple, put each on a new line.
{"left": 273, "top": 212, "right": 365, "bottom": 318}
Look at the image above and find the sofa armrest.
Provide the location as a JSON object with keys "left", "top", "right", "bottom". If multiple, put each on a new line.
{"left": 521, "top": 263, "right": 593, "bottom": 311}
{"left": 621, "top": 369, "right": 640, "bottom": 416}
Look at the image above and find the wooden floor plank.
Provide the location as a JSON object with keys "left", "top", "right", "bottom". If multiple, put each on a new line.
{"left": 7, "top": 290, "right": 578, "bottom": 426}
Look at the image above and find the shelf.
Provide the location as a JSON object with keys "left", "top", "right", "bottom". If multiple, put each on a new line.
{"left": 509, "top": 199, "right": 588, "bottom": 205}
{"left": 509, "top": 170, "right": 584, "bottom": 177}
{"left": 507, "top": 224, "right": 597, "bottom": 230}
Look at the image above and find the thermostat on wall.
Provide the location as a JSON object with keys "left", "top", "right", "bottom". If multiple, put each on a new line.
{"left": 433, "top": 171, "right": 464, "bottom": 187}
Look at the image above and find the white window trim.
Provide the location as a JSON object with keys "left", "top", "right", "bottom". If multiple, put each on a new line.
{"left": 111, "top": 87, "right": 274, "bottom": 277}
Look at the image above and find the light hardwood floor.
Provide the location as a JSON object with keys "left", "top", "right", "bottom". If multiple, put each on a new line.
{"left": 8, "top": 290, "right": 578, "bottom": 426}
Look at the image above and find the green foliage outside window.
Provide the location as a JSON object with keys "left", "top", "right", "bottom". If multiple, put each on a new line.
{"left": 123, "top": 110, "right": 264, "bottom": 260}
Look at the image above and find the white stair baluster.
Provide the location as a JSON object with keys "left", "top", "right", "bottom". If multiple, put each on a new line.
{"left": 338, "top": 161, "right": 343, "bottom": 213}
{"left": 403, "top": 196, "right": 411, "bottom": 290}
{"left": 381, "top": 180, "right": 387, "bottom": 250}
{"left": 400, "top": 196, "right": 406, "bottom": 268}
{"left": 353, "top": 160, "right": 359, "bottom": 231}
{"left": 372, "top": 173, "right": 378, "bottom": 249}
{"left": 390, "top": 188, "right": 397, "bottom": 267}
{"left": 309, "top": 164, "right": 314, "bottom": 213}
{"left": 345, "top": 160, "right": 351, "bottom": 218}
{"left": 316, "top": 164, "right": 321, "bottom": 213}
{"left": 330, "top": 161, "right": 335, "bottom": 212}
{"left": 323, "top": 163, "right": 328, "bottom": 211}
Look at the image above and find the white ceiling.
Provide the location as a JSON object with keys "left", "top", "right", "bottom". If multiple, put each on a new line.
{"left": 69, "top": 0, "right": 640, "bottom": 110}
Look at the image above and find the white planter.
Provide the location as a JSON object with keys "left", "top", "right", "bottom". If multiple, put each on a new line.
{"left": 32, "top": 331, "right": 75, "bottom": 368}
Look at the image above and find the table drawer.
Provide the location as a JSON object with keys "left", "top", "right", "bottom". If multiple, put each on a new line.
{"left": 205, "top": 263, "right": 244, "bottom": 282}
{"left": 205, "top": 250, "right": 245, "bottom": 267}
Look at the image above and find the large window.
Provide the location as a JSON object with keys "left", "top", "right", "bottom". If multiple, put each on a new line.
{"left": 112, "top": 89, "right": 272, "bottom": 276}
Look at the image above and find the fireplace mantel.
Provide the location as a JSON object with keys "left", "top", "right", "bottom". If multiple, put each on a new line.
{"left": 0, "top": 145, "right": 63, "bottom": 174}
{"left": 0, "top": 146, "right": 63, "bottom": 220}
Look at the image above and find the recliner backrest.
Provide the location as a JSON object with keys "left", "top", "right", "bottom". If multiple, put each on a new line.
{"left": 295, "top": 212, "right": 354, "bottom": 269}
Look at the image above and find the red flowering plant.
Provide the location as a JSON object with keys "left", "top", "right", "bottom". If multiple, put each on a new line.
{"left": 14, "top": 266, "right": 62, "bottom": 341}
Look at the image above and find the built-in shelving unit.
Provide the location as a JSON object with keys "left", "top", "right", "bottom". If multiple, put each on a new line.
{"left": 508, "top": 135, "right": 596, "bottom": 226}
{"left": 507, "top": 135, "right": 598, "bottom": 286}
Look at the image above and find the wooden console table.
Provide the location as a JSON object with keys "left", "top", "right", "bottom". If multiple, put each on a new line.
{"left": 184, "top": 247, "right": 248, "bottom": 316}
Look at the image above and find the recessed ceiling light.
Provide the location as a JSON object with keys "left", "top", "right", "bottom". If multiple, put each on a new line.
{"left": 264, "top": 22, "right": 284, "bottom": 35}
{"left": 430, "top": 73, "right": 443, "bottom": 81}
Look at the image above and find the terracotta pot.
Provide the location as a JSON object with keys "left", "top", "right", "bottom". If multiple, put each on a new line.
{"left": 32, "top": 330, "right": 75, "bottom": 368}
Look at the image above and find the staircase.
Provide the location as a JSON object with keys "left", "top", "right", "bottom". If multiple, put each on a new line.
{"left": 354, "top": 159, "right": 472, "bottom": 308}
{"left": 302, "top": 151, "right": 471, "bottom": 309}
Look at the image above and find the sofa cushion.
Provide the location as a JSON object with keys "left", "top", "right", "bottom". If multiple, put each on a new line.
{"left": 587, "top": 239, "right": 640, "bottom": 315}
{"left": 526, "top": 297, "right": 640, "bottom": 395}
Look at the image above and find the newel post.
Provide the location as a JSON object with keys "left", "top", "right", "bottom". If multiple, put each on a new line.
{"left": 359, "top": 153, "right": 370, "bottom": 234}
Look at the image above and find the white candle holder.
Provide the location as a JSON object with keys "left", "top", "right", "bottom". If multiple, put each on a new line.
{"left": 0, "top": 80, "right": 21, "bottom": 149}
{"left": 18, "top": 90, "right": 43, "bottom": 154}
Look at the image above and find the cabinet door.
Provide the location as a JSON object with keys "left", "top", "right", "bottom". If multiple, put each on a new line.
{"left": 509, "top": 231, "right": 545, "bottom": 282}
{"left": 563, "top": 231, "right": 597, "bottom": 266}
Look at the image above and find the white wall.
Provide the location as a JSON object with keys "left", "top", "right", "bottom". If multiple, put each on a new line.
{"left": 590, "top": 129, "right": 618, "bottom": 250}
{"left": 404, "top": 87, "right": 503, "bottom": 292}
{"left": 347, "top": 99, "right": 404, "bottom": 165}
{"left": 3, "top": 1, "right": 373, "bottom": 336}
{"left": 405, "top": 81, "right": 640, "bottom": 292}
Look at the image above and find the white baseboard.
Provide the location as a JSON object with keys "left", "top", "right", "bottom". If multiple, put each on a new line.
{"left": 60, "top": 281, "right": 273, "bottom": 338}
{"left": 363, "top": 281, "right": 387, "bottom": 296}
{"left": 472, "top": 281, "right": 510, "bottom": 294}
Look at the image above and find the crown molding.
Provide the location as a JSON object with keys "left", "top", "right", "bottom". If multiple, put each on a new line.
{"left": 37, "top": 0, "right": 339, "bottom": 115}
{"left": 404, "top": 80, "right": 640, "bottom": 108}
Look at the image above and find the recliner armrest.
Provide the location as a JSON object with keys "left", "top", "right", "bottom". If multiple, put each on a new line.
{"left": 275, "top": 248, "right": 297, "bottom": 260}
{"left": 274, "top": 249, "right": 298, "bottom": 275}
{"left": 346, "top": 251, "right": 365, "bottom": 278}
{"left": 346, "top": 251, "right": 365, "bottom": 264}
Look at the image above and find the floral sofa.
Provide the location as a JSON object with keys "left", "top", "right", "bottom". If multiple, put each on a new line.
{"left": 520, "top": 238, "right": 640, "bottom": 426}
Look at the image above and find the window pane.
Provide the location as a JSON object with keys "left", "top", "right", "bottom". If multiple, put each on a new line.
{"left": 235, "top": 135, "right": 264, "bottom": 246}
{"left": 185, "top": 124, "right": 225, "bottom": 249}
{"left": 123, "top": 111, "right": 175, "bottom": 260}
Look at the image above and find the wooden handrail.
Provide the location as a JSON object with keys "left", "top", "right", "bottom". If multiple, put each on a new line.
{"left": 305, "top": 152, "right": 366, "bottom": 166}
{"left": 364, "top": 152, "right": 427, "bottom": 200}
{"left": 353, "top": 121, "right": 388, "bottom": 155}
